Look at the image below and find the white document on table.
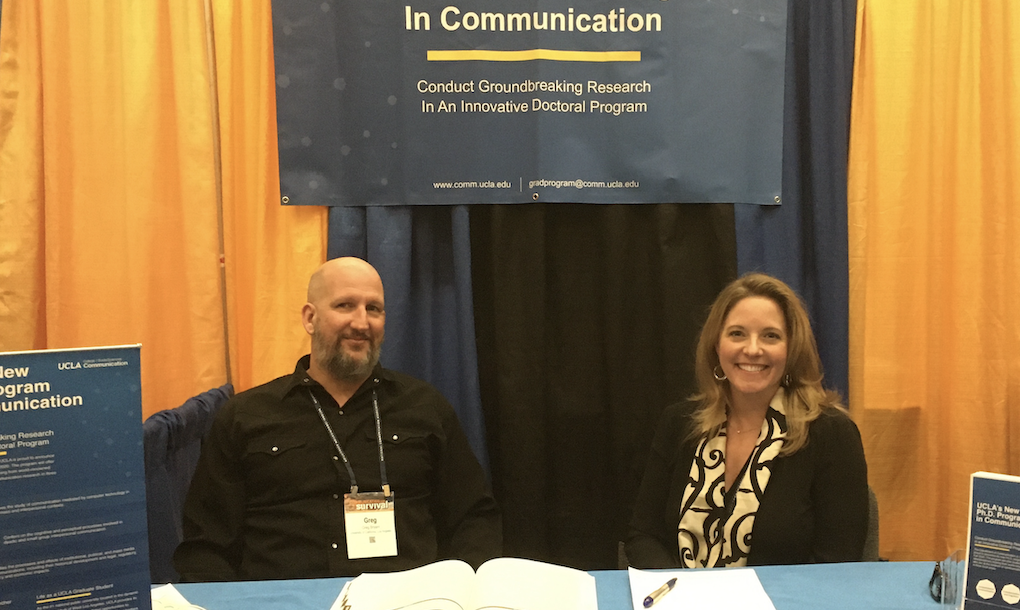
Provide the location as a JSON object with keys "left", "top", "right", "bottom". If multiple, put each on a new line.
{"left": 151, "top": 584, "right": 195, "bottom": 610}
{"left": 628, "top": 566, "right": 777, "bottom": 610}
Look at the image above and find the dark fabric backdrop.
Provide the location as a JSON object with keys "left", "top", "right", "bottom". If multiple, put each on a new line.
{"left": 321, "top": 0, "right": 857, "bottom": 570}
{"left": 470, "top": 204, "right": 736, "bottom": 568}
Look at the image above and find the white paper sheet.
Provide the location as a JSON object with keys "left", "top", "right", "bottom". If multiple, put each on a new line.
{"left": 151, "top": 584, "right": 197, "bottom": 610}
{"left": 628, "top": 566, "right": 777, "bottom": 610}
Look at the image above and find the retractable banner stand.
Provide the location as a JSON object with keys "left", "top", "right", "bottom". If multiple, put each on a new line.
{"left": 0, "top": 346, "right": 150, "bottom": 610}
{"left": 273, "top": 0, "right": 787, "bottom": 206}
{"left": 965, "top": 472, "right": 1020, "bottom": 610}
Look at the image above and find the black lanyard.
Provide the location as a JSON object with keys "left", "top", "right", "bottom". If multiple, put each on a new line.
{"left": 309, "top": 388, "right": 390, "bottom": 497}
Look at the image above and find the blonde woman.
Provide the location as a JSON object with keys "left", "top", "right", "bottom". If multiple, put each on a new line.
{"left": 627, "top": 273, "right": 868, "bottom": 567}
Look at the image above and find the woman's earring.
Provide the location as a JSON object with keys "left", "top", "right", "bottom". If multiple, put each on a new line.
{"left": 713, "top": 365, "right": 727, "bottom": 381}
{"left": 782, "top": 373, "right": 792, "bottom": 387}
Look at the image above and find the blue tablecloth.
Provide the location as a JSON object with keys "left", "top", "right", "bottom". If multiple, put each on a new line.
{"left": 171, "top": 561, "right": 940, "bottom": 610}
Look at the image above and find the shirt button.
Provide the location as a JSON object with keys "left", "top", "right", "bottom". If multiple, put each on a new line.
{"left": 333, "top": 494, "right": 339, "bottom": 500}
{"left": 331, "top": 543, "right": 338, "bottom": 549}
{"left": 271, "top": 447, "right": 279, "bottom": 452}
{"left": 392, "top": 434, "right": 398, "bottom": 441}
{"left": 333, "top": 455, "right": 339, "bottom": 461}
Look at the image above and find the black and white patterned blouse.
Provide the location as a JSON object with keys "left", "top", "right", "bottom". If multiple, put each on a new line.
{"left": 677, "top": 389, "right": 788, "bottom": 568}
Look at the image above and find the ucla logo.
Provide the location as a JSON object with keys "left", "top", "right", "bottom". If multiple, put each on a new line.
{"left": 58, "top": 362, "right": 82, "bottom": 370}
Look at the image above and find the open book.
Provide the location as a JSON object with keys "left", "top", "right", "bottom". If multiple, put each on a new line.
{"left": 332, "top": 557, "right": 597, "bottom": 610}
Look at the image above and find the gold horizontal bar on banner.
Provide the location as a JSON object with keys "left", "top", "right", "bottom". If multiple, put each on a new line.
{"left": 427, "top": 49, "right": 641, "bottom": 62}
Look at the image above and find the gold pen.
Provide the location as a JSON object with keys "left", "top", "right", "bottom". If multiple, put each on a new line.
{"left": 643, "top": 577, "right": 677, "bottom": 608}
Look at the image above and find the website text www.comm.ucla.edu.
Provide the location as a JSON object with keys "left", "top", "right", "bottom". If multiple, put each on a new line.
{"left": 432, "top": 179, "right": 640, "bottom": 190}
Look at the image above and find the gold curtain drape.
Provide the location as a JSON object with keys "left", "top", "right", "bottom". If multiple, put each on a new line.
{"left": 0, "top": 0, "right": 327, "bottom": 418}
{"left": 849, "top": 0, "right": 1020, "bottom": 560}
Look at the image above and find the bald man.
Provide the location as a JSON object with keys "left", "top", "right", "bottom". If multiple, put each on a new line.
{"left": 174, "top": 257, "right": 501, "bottom": 581}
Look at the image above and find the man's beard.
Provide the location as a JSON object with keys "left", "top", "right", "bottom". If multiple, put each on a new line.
{"left": 312, "top": 330, "right": 382, "bottom": 383}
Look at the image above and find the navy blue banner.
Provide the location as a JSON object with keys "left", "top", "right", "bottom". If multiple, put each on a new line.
{"left": 273, "top": 0, "right": 786, "bottom": 206}
{"left": 0, "top": 346, "right": 150, "bottom": 610}
{"left": 965, "top": 472, "right": 1020, "bottom": 610}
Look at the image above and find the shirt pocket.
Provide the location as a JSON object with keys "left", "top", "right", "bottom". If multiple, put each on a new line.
{"left": 243, "top": 436, "right": 319, "bottom": 500}
{"left": 374, "top": 428, "right": 436, "bottom": 494}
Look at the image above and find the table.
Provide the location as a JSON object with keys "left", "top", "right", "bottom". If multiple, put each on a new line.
{"left": 172, "top": 561, "right": 942, "bottom": 610}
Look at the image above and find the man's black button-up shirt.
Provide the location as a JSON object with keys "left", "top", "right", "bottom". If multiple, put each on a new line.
{"left": 174, "top": 356, "right": 501, "bottom": 581}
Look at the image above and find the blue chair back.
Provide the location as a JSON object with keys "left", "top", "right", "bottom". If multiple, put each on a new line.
{"left": 144, "top": 383, "right": 233, "bottom": 583}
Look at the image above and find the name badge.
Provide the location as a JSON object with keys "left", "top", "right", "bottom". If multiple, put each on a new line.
{"left": 343, "top": 491, "right": 397, "bottom": 559}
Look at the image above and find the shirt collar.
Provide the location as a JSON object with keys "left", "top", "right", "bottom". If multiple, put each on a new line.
{"left": 281, "top": 355, "right": 398, "bottom": 399}
{"left": 767, "top": 387, "right": 789, "bottom": 433}
{"left": 768, "top": 386, "right": 787, "bottom": 415}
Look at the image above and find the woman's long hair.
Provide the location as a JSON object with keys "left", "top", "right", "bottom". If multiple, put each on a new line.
{"left": 690, "top": 273, "right": 844, "bottom": 455}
